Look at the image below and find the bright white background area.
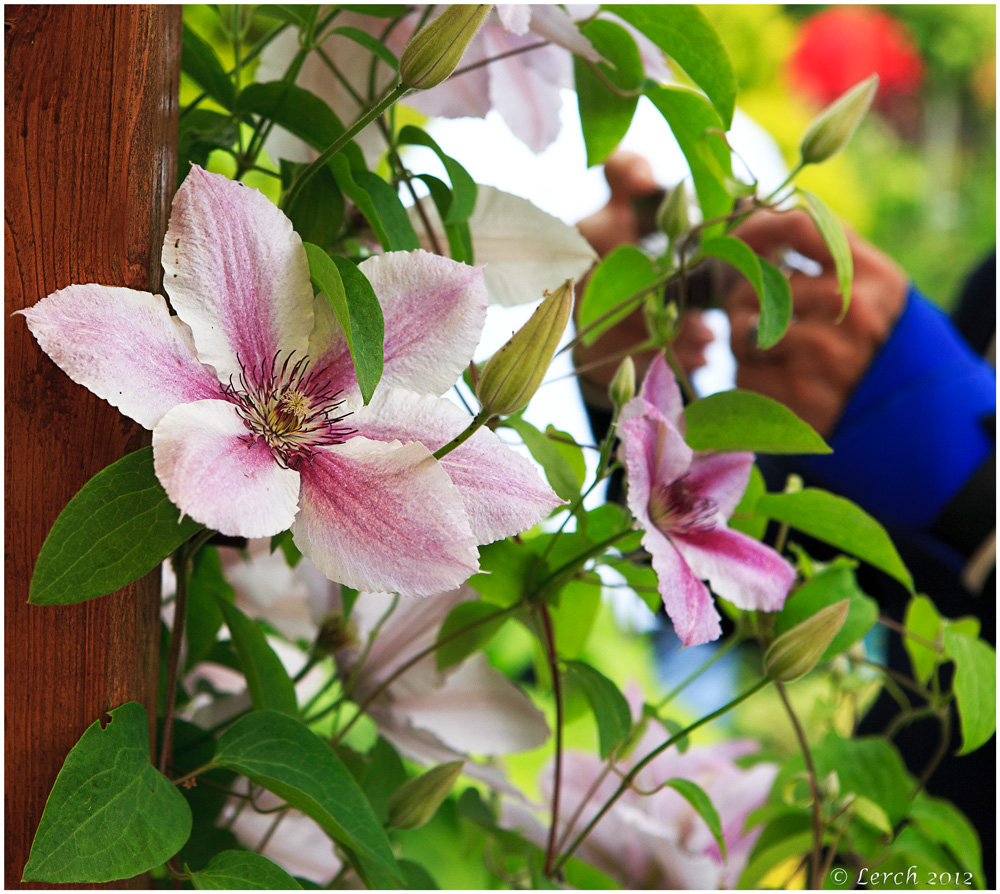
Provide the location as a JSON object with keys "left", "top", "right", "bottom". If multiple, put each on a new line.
{"left": 401, "top": 89, "right": 788, "bottom": 511}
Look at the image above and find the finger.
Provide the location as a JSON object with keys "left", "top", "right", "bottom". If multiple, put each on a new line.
{"left": 732, "top": 208, "right": 839, "bottom": 268}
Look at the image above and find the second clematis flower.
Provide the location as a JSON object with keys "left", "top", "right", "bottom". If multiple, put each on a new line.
{"left": 21, "top": 166, "right": 560, "bottom": 597}
{"left": 619, "top": 356, "right": 795, "bottom": 646}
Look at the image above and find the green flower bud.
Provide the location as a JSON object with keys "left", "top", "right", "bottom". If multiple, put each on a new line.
{"left": 609, "top": 357, "right": 636, "bottom": 409}
{"left": 476, "top": 279, "right": 574, "bottom": 416}
{"left": 399, "top": 5, "right": 492, "bottom": 90}
{"left": 387, "top": 761, "right": 464, "bottom": 831}
{"left": 765, "top": 599, "right": 850, "bottom": 682}
{"left": 657, "top": 181, "right": 690, "bottom": 241}
{"left": 799, "top": 74, "right": 879, "bottom": 166}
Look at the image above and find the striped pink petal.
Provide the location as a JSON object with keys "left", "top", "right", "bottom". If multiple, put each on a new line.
{"left": 643, "top": 527, "right": 723, "bottom": 647}
{"left": 350, "top": 388, "right": 562, "bottom": 543}
{"left": 152, "top": 399, "right": 300, "bottom": 538}
{"left": 686, "top": 451, "right": 755, "bottom": 521}
{"left": 292, "top": 437, "right": 479, "bottom": 596}
{"left": 672, "top": 526, "right": 795, "bottom": 613}
{"left": 19, "top": 284, "right": 222, "bottom": 429}
{"left": 163, "top": 166, "right": 314, "bottom": 380}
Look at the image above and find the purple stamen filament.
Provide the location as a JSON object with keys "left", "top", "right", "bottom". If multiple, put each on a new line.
{"left": 649, "top": 476, "right": 718, "bottom": 536}
{"left": 223, "top": 351, "right": 355, "bottom": 468}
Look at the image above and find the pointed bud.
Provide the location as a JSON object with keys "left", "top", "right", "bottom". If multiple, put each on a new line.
{"left": 800, "top": 74, "right": 879, "bottom": 166}
{"left": 387, "top": 761, "right": 464, "bottom": 831}
{"left": 657, "top": 181, "right": 690, "bottom": 241}
{"left": 609, "top": 357, "right": 636, "bottom": 409}
{"left": 765, "top": 599, "right": 850, "bottom": 682}
{"left": 476, "top": 279, "right": 574, "bottom": 416}
{"left": 399, "top": 5, "right": 492, "bottom": 90}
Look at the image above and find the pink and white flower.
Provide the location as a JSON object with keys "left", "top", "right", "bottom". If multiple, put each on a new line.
{"left": 619, "top": 356, "right": 795, "bottom": 646}
{"left": 20, "top": 166, "right": 559, "bottom": 596}
{"left": 506, "top": 727, "right": 777, "bottom": 889}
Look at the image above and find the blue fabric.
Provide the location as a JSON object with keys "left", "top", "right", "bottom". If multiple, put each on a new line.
{"left": 793, "top": 286, "right": 995, "bottom": 532}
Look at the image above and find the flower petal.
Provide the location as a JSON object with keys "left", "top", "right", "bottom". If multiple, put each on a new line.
{"left": 408, "top": 185, "right": 598, "bottom": 307}
{"left": 350, "top": 251, "right": 488, "bottom": 396}
{"left": 351, "top": 389, "right": 562, "bottom": 543}
{"left": 497, "top": 4, "right": 532, "bottom": 35}
{"left": 482, "top": 28, "right": 568, "bottom": 153}
{"left": 643, "top": 528, "right": 722, "bottom": 646}
{"left": 639, "top": 353, "right": 685, "bottom": 430}
{"left": 19, "top": 285, "right": 222, "bottom": 429}
{"left": 163, "top": 166, "right": 314, "bottom": 379}
{"left": 673, "top": 526, "right": 795, "bottom": 613}
{"left": 686, "top": 450, "right": 755, "bottom": 521}
{"left": 292, "top": 437, "right": 479, "bottom": 596}
{"left": 395, "top": 653, "right": 550, "bottom": 755}
{"left": 152, "top": 399, "right": 300, "bottom": 537}
{"left": 529, "top": 5, "right": 604, "bottom": 62}
{"left": 620, "top": 409, "right": 693, "bottom": 525}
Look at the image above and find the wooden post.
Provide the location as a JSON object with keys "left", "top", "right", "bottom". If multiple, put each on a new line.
{"left": 5, "top": 6, "right": 182, "bottom": 887}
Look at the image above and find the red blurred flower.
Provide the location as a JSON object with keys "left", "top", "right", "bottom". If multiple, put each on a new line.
{"left": 789, "top": 8, "right": 923, "bottom": 107}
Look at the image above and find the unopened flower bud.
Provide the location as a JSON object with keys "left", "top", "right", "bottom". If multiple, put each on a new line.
{"left": 399, "top": 5, "right": 492, "bottom": 90}
{"left": 476, "top": 279, "right": 574, "bottom": 416}
{"left": 609, "top": 357, "right": 636, "bottom": 409}
{"left": 799, "top": 74, "right": 879, "bottom": 166}
{"left": 765, "top": 599, "right": 850, "bottom": 682}
{"left": 387, "top": 761, "right": 464, "bottom": 830}
{"left": 657, "top": 181, "right": 689, "bottom": 241}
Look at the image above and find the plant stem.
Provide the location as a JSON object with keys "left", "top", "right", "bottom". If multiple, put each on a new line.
{"left": 433, "top": 408, "right": 491, "bottom": 459}
{"left": 776, "top": 681, "right": 823, "bottom": 890}
{"left": 553, "top": 677, "right": 770, "bottom": 873}
{"left": 538, "top": 605, "right": 565, "bottom": 876}
{"left": 878, "top": 614, "right": 941, "bottom": 651}
{"left": 450, "top": 40, "right": 552, "bottom": 79}
{"left": 159, "top": 529, "right": 214, "bottom": 776}
{"left": 284, "top": 81, "right": 410, "bottom": 211}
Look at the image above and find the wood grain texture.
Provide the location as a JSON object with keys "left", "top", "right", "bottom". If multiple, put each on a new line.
{"left": 4, "top": 6, "right": 182, "bottom": 888}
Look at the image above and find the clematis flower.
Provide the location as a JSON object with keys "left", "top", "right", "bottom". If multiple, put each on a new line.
{"left": 505, "top": 722, "right": 777, "bottom": 889}
{"left": 619, "top": 355, "right": 795, "bottom": 646}
{"left": 333, "top": 585, "right": 550, "bottom": 780}
{"left": 20, "top": 166, "right": 559, "bottom": 596}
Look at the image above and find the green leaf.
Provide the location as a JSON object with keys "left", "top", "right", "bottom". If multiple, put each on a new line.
{"left": 774, "top": 559, "right": 878, "bottom": 662}
{"left": 564, "top": 660, "right": 631, "bottom": 759}
{"left": 549, "top": 577, "right": 602, "bottom": 658}
{"left": 575, "top": 19, "right": 643, "bottom": 166}
{"left": 578, "top": 245, "right": 658, "bottom": 346}
{"left": 436, "top": 601, "right": 511, "bottom": 671}
{"left": 412, "top": 173, "right": 474, "bottom": 263}
{"left": 942, "top": 627, "right": 996, "bottom": 754}
{"left": 644, "top": 83, "right": 733, "bottom": 225}
{"left": 910, "top": 793, "right": 984, "bottom": 885}
{"left": 303, "top": 243, "right": 384, "bottom": 404}
{"left": 23, "top": 703, "right": 191, "bottom": 883}
{"left": 398, "top": 125, "right": 477, "bottom": 225}
{"left": 185, "top": 546, "right": 234, "bottom": 671}
{"left": 798, "top": 189, "right": 852, "bottom": 318}
{"left": 903, "top": 595, "right": 943, "bottom": 685}
{"left": 30, "top": 447, "right": 204, "bottom": 605}
{"left": 353, "top": 170, "right": 421, "bottom": 251}
{"left": 179, "top": 110, "right": 239, "bottom": 179}
{"left": 503, "top": 415, "right": 583, "bottom": 505}
{"left": 754, "top": 489, "right": 913, "bottom": 591}
{"left": 216, "top": 597, "right": 298, "bottom": 716}
{"left": 662, "top": 778, "right": 726, "bottom": 860}
{"left": 730, "top": 462, "right": 768, "bottom": 540}
{"left": 214, "top": 711, "right": 400, "bottom": 880}
{"left": 683, "top": 390, "right": 831, "bottom": 455}
{"left": 468, "top": 540, "right": 534, "bottom": 607}
{"left": 182, "top": 23, "right": 235, "bottom": 109}
{"left": 610, "top": 5, "right": 736, "bottom": 127}
{"left": 328, "top": 26, "right": 399, "bottom": 71}
{"left": 282, "top": 160, "right": 344, "bottom": 250}
{"left": 361, "top": 736, "right": 407, "bottom": 823}
{"left": 700, "top": 236, "right": 792, "bottom": 348}
{"left": 739, "top": 829, "right": 814, "bottom": 889}
{"left": 189, "top": 851, "right": 303, "bottom": 889}
{"left": 238, "top": 81, "right": 346, "bottom": 156}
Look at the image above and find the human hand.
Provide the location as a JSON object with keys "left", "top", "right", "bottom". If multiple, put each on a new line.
{"left": 726, "top": 208, "right": 908, "bottom": 437}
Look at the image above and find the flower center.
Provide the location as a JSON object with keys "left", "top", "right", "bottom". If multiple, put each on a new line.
{"left": 648, "top": 476, "right": 718, "bottom": 536}
{"left": 224, "top": 352, "right": 354, "bottom": 468}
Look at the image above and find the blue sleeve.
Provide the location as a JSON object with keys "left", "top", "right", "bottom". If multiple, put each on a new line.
{"left": 793, "top": 286, "right": 995, "bottom": 533}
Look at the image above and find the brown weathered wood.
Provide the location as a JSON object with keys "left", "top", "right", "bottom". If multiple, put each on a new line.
{"left": 4, "top": 6, "right": 182, "bottom": 887}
